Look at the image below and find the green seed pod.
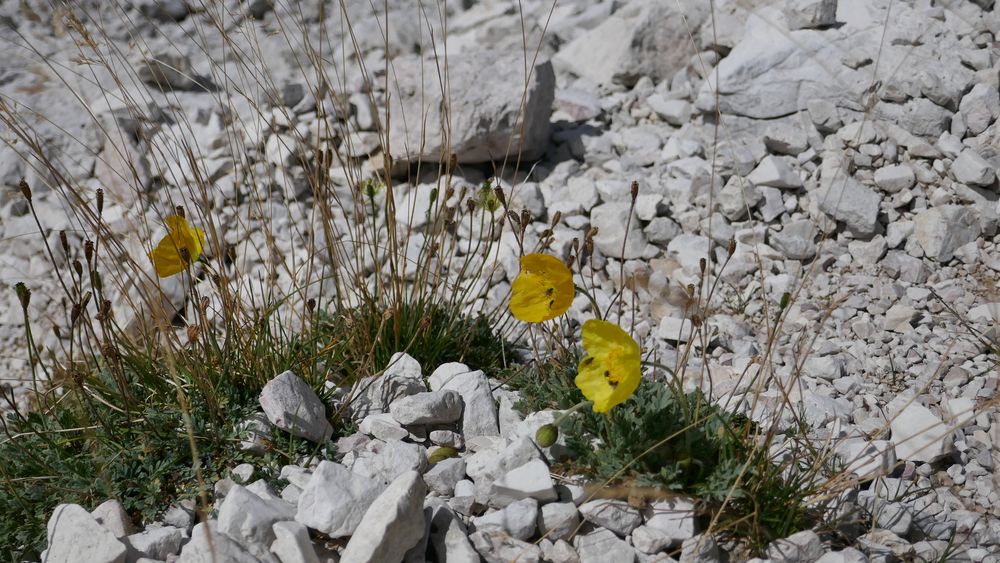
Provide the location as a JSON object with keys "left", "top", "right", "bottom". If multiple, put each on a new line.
{"left": 535, "top": 424, "right": 559, "bottom": 448}
{"left": 428, "top": 447, "right": 459, "bottom": 465}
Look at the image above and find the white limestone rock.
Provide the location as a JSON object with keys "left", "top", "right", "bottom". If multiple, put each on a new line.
{"left": 340, "top": 471, "right": 428, "bottom": 563}
{"left": 45, "top": 504, "right": 127, "bottom": 563}
{"left": 429, "top": 362, "right": 500, "bottom": 438}
{"left": 295, "top": 460, "right": 381, "bottom": 538}
{"left": 259, "top": 371, "right": 332, "bottom": 444}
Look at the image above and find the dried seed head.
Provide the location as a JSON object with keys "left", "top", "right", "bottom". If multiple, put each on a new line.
{"left": 59, "top": 231, "right": 69, "bottom": 254}
{"left": 307, "top": 298, "right": 316, "bottom": 312}
{"left": 585, "top": 238, "right": 594, "bottom": 255}
{"left": 520, "top": 209, "right": 531, "bottom": 227}
{"left": 175, "top": 205, "right": 185, "bottom": 219}
{"left": 551, "top": 211, "right": 562, "bottom": 226}
{"left": 571, "top": 237, "right": 580, "bottom": 252}
{"left": 445, "top": 186, "right": 455, "bottom": 200}
{"left": 586, "top": 227, "right": 599, "bottom": 241}
{"left": 84, "top": 239, "right": 94, "bottom": 263}
{"left": 507, "top": 210, "right": 521, "bottom": 226}
{"left": 699, "top": 257, "right": 707, "bottom": 273}
{"left": 493, "top": 186, "right": 506, "bottom": 208}
{"left": 96, "top": 188, "right": 104, "bottom": 215}
{"left": 448, "top": 153, "right": 458, "bottom": 171}
{"left": 567, "top": 254, "right": 576, "bottom": 269}
{"left": 73, "top": 260, "right": 83, "bottom": 276}
{"left": 14, "top": 282, "right": 30, "bottom": 309}
{"left": 18, "top": 179, "right": 31, "bottom": 201}
{"left": 466, "top": 198, "right": 477, "bottom": 213}
{"left": 728, "top": 238, "right": 737, "bottom": 257}
{"left": 630, "top": 180, "right": 639, "bottom": 201}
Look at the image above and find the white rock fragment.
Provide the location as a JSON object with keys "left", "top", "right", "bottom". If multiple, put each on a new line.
{"left": 218, "top": 485, "right": 294, "bottom": 557}
{"left": 578, "top": 499, "right": 642, "bottom": 537}
{"left": 472, "top": 498, "right": 538, "bottom": 541}
{"left": 490, "top": 459, "right": 558, "bottom": 506}
{"left": 952, "top": 149, "right": 997, "bottom": 187}
{"left": 295, "top": 460, "right": 381, "bottom": 538}
{"left": 890, "top": 402, "right": 954, "bottom": 463}
{"left": 747, "top": 156, "right": 802, "bottom": 189}
{"left": 46, "top": 504, "right": 127, "bottom": 563}
{"left": 873, "top": 164, "right": 916, "bottom": 193}
{"left": 470, "top": 529, "right": 543, "bottom": 563}
{"left": 390, "top": 389, "right": 463, "bottom": 425}
{"left": 766, "top": 530, "right": 825, "bottom": 562}
{"left": 632, "top": 498, "right": 697, "bottom": 553}
{"left": 259, "top": 371, "right": 332, "bottom": 443}
{"left": 177, "top": 522, "right": 261, "bottom": 563}
{"left": 91, "top": 499, "right": 136, "bottom": 539}
{"left": 340, "top": 470, "right": 427, "bottom": 563}
{"left": 429, "top": 363, "right": 500, "bottom": 438}
{"left": 913, "top": 205, "right": 981, "bottom": 262}
{"left": 124, "top": 526, "right": 185, "bottom": 562}
{"left": 270, "top": 521, "right": 320, "bottom": 563}
{"left": 573, "top": 528, "right": 635, "bottom": 563}
{"left": 537, "top": 502, "right": 580, "bottom": 541}
{"left": 351, "top": 352, "right": 427, "bottom": 421}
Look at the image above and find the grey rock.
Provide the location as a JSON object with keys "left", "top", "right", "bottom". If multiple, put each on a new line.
{"left": 473, "top": 498, "right": 538, "bottom": 541}
{"left": 719, "top": 177, "right": 763, "bottom": 221}
{"left": 555, "top": 1, "right": 708, "bottom": 87}
{"left": 591, "top": 201, "right": 648, "bottom": 259}
{"left": 648, "top": 95, "right": 693, "bottom": 126}
{"left": 815, "top": 177, "right": 882, "bottom": 238}
{"left": 231, "top": 463, "right": 254, "bottom": 484}
{"left": 259, "top": 371, "right": 332, "bottom": 443}
{"left": 124, "top": 526, "right": 184, "bottom": 562}
{"left": 91, "top": 500, "right": 136, "bottom": 539}
{"left": 766, "top": 530, "right": 825, "bottom": 562}
{"left": 295, "top": 460, "right": 381, "bottom": 538}
{"left": 351, "top": 352, "right": 427, "bottom": 421}
{"left": 771, "top": 219, "right": 817, "bottom": 260}
{"left": 352, "top": 440, "right": 427, "bottom": 488}
{"left": 873, "top": 164, "right": 916, "bottom": 193}
{"left": 680, "top": 534, "right": 720, "bottom": 563}
{"left": 271, "top": 521, "right": 319, "bottom": 563}
{"left": 815, "top": 548, "right": 868, "bottom": 563}
{"left": 748, "top": 156, "right": 802, "bottom": 189}
{"left": 162, "top": 500, "right": 196, "bottom": 534}
{"left": 341, "top": 470, "right": 427, "bottom": 563}
{"left": 428, "top": 363, "right": 499, "bottom": 438}
{"left": 390, "top": 390, "right": 463, "bottom": 425}
{"left": 178, "top": 522, "right": 269, "bottom": 563}
{"left": 873, "top": 98, "right": 952, "bottom": 137}
{"left": 632, "top": 498, "right": 697, "bottom": 553}
{"left": 388, "top": 51, "right": 553, "bottom": 164}
{"left": 912, "top": 205, "right": 980, "bottom": 262}
{"left": 430, "top": 507, "right": 480, "bottom": 563}
{"left": 218, "top": 485, "right": 294, "bottom": 557}
{"left": 890, "top": 401, "right": 954, "bottom": 463}
{"left": 358, "top": 412, "right": 409, "bottom": 441}
{"left": 237, "top": 412, "right": 273, "bottom": 454}
{"left": 542, "top": 539, "right": 581, "bottom": 563}
{"left": 425, "top": 457, "right": 467, "bottom": 496}
{"left": 490, "top": 458, "right": 558, "bottom": 506}
{"left": 786, "top": 0, "right": 838, "bottom": 29}
{"left": 537, "top": 502, "right": 580, "bottom": 542}
{"left": 959, "top": 83, "right": 999, "bottom": 136}
{"left": 137, "top": 51, "right": 205, "bottom": 91}
{"left": 471, "top": 529, "right": 543, "bottom": 563}
{"left": 46, "top": 504, "right": 127, "bottom": 563}
{"left": 579, "top": 499, "right": 642, "bottom": 537}
{"left": 952, "top": 149, "right": 997, "bottom": 187}
{"left": 574, "top": 528, "right": 635, "bottom": 563}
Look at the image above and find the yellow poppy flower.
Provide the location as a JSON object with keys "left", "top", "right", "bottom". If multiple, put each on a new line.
{"left": 509, "top": 253, "right": 574, "bottom": 322}
{"left": 149, "top": 215, "right": 206, "bottom": 278}
{"left": 575, "top": 319, "right": 642, "bottom": 413}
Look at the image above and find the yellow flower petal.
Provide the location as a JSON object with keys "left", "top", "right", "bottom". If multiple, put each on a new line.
{"left": 150, "top": 215, "right": 205, "bottom": 278}
{"left": 509, "top": 253, "right": 574, "bottom": 322}
{"left": 574, "top": 319, "right": 642, "bottom": 413}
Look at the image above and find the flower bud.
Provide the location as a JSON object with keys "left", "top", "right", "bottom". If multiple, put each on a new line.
{"left": 535, "top": 424, "right": 559, "bottom": 448}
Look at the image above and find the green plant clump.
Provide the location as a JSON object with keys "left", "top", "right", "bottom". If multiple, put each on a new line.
{"left": 507, "top": 354, "right": 822, "bottom": 553}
